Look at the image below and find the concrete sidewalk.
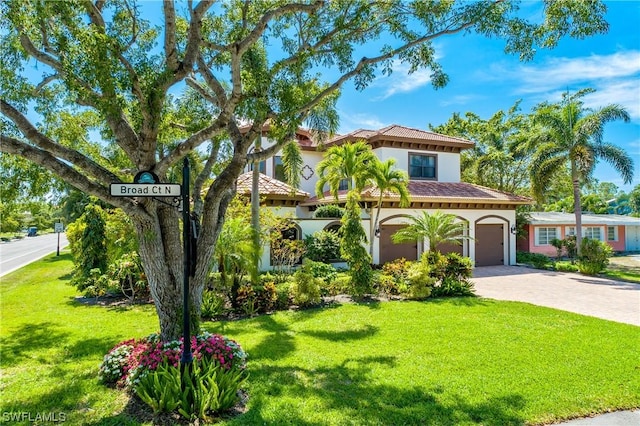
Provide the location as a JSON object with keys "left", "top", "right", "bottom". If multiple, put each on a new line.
{"left": 472, "top": 265, "right": 639, "bottom": 425}
{"left": 472, "top": 265, "right": 640, "bottom": 326}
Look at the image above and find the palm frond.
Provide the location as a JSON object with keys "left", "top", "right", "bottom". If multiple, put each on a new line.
{"left": 593, "top": 143, "right": 635, "bottom": 184}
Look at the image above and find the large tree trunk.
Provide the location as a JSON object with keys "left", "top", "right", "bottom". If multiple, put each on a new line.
{"left": 134, "top": 212, "right": 187, "bottom": 341}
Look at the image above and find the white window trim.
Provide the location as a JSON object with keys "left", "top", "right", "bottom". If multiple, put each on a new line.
{"left": 535, "top": 227, "right": 559, "bottom": 246}
{"left": 582, "top": 226, "right": 604, "bottom": 241}
{"left": 607, "top": 226, "right": 618, "bottom": 242}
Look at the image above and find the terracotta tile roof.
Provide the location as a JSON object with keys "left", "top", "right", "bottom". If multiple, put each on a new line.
{"left": 302, "top": 181, "right": 531, "bottom": 206}
{"left": 324, "top": 124, "right": 474, "bottom": 149}
{"left": 236, "top": 172, "right": 309, "bottom": 199}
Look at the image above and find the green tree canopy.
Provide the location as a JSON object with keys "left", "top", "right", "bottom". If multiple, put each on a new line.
{"left": 430, "top": 101, "right": 535, "bottom": 195}
{"left": 529, "top": 89, "right": 634, "bottom": 254}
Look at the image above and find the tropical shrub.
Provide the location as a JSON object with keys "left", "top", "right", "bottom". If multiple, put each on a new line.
{"left": 291, "top": 267, "right": 321, "bottom": 307}
{"left": 301, "top": 259, "right": 338, "bottom": 285}
{"left": 564, "top": 235, "right": 577, "bottom": 259}
{"left": 274, "top": 282, "right": 292, "bottom": 310}
{"left": 69, "top": 204, "right": 107, "bottom": 291}
{"left": 430, "top": 253, "right": 475, "bottom": 297}
{"left": 550, "top": 238, "right": 564, "bottom": 258}
{"left": 516, "top": 251, "right": 551, "bottom": 269}
{"left": 340, "top": 192, "right": 373, "bottom": 296}
{"left": 314, "top": 204, "right": 345, "bottom": 218}
{"left": 442, "top": 252, "right": 473, "bottom": 281}
{"left": 304, "top": 230, "right": 341, "bottom": 262}
{"left": 201, "top": 290, "right": 226, "bottom": 319}
{"left": 321, "top": 273, "right": 351, "bottom": 296}
{"left": 578, "top": 238, "right": 612, "bottom": 275}
{"left": 554, "top": 261, "right": 579, "bottom": 272}
{"left": 109, "top": 252, "right": 148, "bottom": 300}
{"left": 403, "top": 258, "right": 434, "bottom": 300}
{"left": 381, "top": 258, "right": 411, "bottom": 282}
{"left": 134, "top": 357, "right": 247, "bottom": 420}
{"left": 374, "top": 272, "right": 402, "bottom": 296}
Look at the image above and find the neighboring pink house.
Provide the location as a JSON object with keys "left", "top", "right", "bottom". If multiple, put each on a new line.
{"left": 518, "top": 212, "right": 640, "bottom": 256}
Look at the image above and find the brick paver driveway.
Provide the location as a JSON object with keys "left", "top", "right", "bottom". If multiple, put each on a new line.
{"left": 472, "top": 266, "right": 640, "bottom": 326}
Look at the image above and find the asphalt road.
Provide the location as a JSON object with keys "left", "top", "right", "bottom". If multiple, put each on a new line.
{"left": 0, "top": 233, "right": 69, "bottom": 277}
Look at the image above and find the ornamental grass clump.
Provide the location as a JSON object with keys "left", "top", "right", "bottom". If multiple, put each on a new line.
{"left": 99, "top": 332, "right": 247, "bottom": 420}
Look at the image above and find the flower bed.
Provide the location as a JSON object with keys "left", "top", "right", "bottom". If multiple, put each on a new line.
{"left": 99, "top": 332, "right": 248, "bottom": 420}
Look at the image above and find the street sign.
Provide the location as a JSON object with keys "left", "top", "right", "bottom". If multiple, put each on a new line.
{"left": 110, "top": 183, "right": 182, "bottom": 197}
{"left": 54, "top": 222, "right": 64, "bottom": 233}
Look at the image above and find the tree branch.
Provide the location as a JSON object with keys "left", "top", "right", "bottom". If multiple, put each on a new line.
{"left": 1, "top": 136, "right": 143, "bottom": 217}
{"left": 156, "top": 117, "right": 228, "bottom": 175}
{"left": 163, "top": 0, "right": 179, "bottom": 71}
{"left": 193, "top": 140, "right": 221, "bottom": 216}
{"left": 1, "top": 99, "right": 122, "bottom": 186}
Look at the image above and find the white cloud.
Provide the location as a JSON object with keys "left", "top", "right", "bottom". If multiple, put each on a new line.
{"left": 440, "top": 94, "right": 484, "bottom": 107}
{"left": 371, "top": 60, "right": 433, "bottom": 100}
{"left": 514, "top": 51, "right": 640, "bottom": 92}
{"left": 338, "top": 110, "right": 386, "bottom": 133}
{"left": 482, "top": 50, "right": 640, "bottom": 119}
{"left": 581, "top": 81, "right": 640, "bottom": 120}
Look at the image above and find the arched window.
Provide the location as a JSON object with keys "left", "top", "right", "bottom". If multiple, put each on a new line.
{"left": 324, "top": 222, "right": 342, "bottom": 233}
{"left": 271, "top": 222, "right": 303, "bottom": 269}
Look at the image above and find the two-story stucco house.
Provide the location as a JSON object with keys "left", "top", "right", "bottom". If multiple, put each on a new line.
{"left": 238, "top": 124, "right": 531, "bottom": 269}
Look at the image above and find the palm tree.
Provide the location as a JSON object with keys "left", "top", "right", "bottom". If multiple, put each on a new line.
{"left": 530, "top": 89, "right": 634, "bottom": 255}
{"left": 315, "top": 140, "right": 377, "bottom": 198}
{"left": 391, "top": 210, "right": 471, "bottom": 253}
{"left": 369, "top": 158, "right": 410, "bottom": 255}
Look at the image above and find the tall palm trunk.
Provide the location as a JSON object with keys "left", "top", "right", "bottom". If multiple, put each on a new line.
{"left": 251, "top": 138, "right": 261, "bottom": 285}
{"left": 571, "top": 159, "right": 583, "bottom": 257}
{"left": 370, "top": 194, "right": 383, "bottom": 256}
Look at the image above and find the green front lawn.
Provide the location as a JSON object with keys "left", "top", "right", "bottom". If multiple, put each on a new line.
{"left": 1, "top": 253, "right": 639, "bottom": 425}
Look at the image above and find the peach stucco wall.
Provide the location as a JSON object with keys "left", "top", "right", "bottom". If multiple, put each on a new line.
{"left": 524, "top": 224, "right": 626, "bottom": 256}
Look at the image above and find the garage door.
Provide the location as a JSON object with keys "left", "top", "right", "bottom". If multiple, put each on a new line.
{"left": 437, "top": 241, "right": 463, "bottom": 255}
{"left": 379, "top": 225, "right": 418, "bottom": 264}
{"left": 626, "top": 226, "right": 640, "bottom": 251}
{"left": 475, "top": 224, "right": 504, "bottom": 266}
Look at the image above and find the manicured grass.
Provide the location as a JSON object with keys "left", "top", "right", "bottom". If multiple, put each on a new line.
{"left": 602, "top": 256, "right": 640, "bottom": 284}
{"left": 1, "top": 253, "right": 639, "bottom": 425}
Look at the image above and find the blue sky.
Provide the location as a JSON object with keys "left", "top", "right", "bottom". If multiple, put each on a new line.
{"left": 333, "top": 1, "right": 640, "bottom": 193}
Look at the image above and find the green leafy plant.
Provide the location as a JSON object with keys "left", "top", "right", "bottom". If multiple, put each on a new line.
{"left": 134, "top": 357, "right": 248, "bottom": 421}
{"left": 340, "top": 192, "right": 373, "bottom": 296}
{"left": 134, "top": 361, "right": 182, "bottom": 413}
{"left": 403, "top": 258, "right": 434, "bottom": 300}
{"left": 554, "top": 261, "right": 579, "bottom": 273}
{"left": 201, "top": 290, "right": 226, "bottom": 319}
{"left": 304, "top": 230, "right": 342, "bottom": 263}
{"left": 68, "top": 204, "right": 107, "bottom": 291}
{"left": 550, "top": 238, "right": 564, "bottom": 258}
{"left": 517, "top": 252, "right": 551, "bottom": 269}
{"left": 314, "top": 204, "right": 345, "bottom": 218}
{"left": 291, "top": 267, "right": 322, "bottom": 307}
{"left": 578, "top": 238, "right": 612, "bottom": 275}
{"left": 109, "top": 252, "right": 148, "bottom": 300}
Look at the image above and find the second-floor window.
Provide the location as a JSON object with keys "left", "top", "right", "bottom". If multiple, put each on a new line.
{"left": 274, "top": 156, "right": 285, "bottom": 181}
{"left": 409, "top": 154, "right": 436, "bottom": 180}
{"left": 250, "top": 160, "right": 266, "bottom": 174}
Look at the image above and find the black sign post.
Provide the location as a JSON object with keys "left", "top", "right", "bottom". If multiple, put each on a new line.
{"left": 181, "top": 158, "right": 193, "bottom": 369}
